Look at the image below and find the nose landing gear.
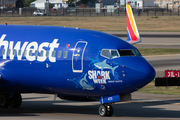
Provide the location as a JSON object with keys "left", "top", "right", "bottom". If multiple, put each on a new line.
{"left": 98, "top": 104, "right": 113, "bottom": 117}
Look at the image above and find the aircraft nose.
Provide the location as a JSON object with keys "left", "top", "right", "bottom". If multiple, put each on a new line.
{"left": 120, "top": 57, "right": 156, "bottom": 85}
{"left": 140, "top": 63, "right": 156, "bottom": 81}
{"left": 122, "top": 57, "right": 156, "bottom": 83}
{"left": 135, "top": 58, "right": 156, "bottom": 83}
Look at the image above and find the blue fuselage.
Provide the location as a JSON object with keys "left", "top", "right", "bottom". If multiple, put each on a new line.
{"left": 0, "top": 25, "right": 155, "bottom": 97}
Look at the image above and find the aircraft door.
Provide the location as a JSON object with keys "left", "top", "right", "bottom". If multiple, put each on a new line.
{"left": 72, "top": 41, "right": 87, "bottom": 73}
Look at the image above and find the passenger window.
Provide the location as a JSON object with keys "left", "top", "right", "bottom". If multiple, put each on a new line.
{"left": 111, "top": 50, "right": 119, "bottom": 59}
{"left": 7, "top": 49, "right": 11, "bottom": 55}
{"left": 29, "top": 50, "right": 32, "bottom": 56}
{"left": 52, "top": 51, "right": 56, "bottom": 57}
{"left": 18, "top": 50, "right": 21, "bottom": 55}
{"left": 63, "top": 51, "right": 68, "bottom": 58}
{"left": 57, "top": 51, "right": 62, "bottom": 58}
{"left": 23, "top": 50, "right": 27, "bottom": 56}
{"left": 101, "top": 49, "right": 110, "bottom": 58}
{"left": 40, "top": 51, "right": 43, "bottom": 57}
{"left": 46, "top": 50, "right": 49, "bottom": 57}
{"left": 2, "top": 49, "right": 5, "bottom": 55}
{"left": 13, "top": 49, "right": 17, "bottom": 55}
{"left": 34, "top": 50, "right": 38, "bottom": 56}
{"left": 118, "top": 50, "right": 135, "bottom": 56}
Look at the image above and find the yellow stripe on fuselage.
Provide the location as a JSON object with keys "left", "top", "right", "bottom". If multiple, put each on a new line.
{"left": 126, "top": 4, "right": 138, "bottom": 38}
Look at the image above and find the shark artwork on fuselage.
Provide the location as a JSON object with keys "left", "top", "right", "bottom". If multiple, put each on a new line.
{"left": 94, "top": 59, "right": 118, "bottom": 76}
{"left": 69, "top": 53, "right": 121, "bottom": 90}
{"left": 79, "top": 74, "right": 94, "bottom": 90}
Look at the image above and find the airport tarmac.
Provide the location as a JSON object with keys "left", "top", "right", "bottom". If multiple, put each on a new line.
{"left": 0, "top": 32, "right": 180, "bottom": 120}
{"left": 145, "top": 54, "right": 180, "bottom": 77}
{"left": 1, "top": 92, "right": 180, "bottom": 120}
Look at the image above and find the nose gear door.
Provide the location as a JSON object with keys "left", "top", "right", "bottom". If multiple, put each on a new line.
{"left": 72, "top": 41, "right": 87, "bottom": 73}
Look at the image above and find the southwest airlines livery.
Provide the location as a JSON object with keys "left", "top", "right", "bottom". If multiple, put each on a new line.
{"left": 0, "top": 4, "right": 155, "bottom": 117}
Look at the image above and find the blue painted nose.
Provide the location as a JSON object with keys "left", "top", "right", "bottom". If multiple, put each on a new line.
{"left": 122, "top": 57, "right": 156, "bottom": 83}
{"left": 118, "top": 57, "right": 156, "bottom": 94}
{"left": 120, "top": 56, "right": 156, "bottom": 83}
{"left": 140, "top": 63, "right": 156, "bottom": 82}
{"left": 134, "top": 57, "right": 156, "bottom": 84}
{"left": 130, "top": 60, "right": 156, "bottom": 93}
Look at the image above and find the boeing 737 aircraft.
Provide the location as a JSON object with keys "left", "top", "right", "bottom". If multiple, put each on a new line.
{"left": 0, "top": 4, "right": 155, "bottom": 117}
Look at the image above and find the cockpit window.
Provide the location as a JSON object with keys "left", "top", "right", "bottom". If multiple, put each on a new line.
{"left": 101, "top": 49, "right": 110, "bottom": 58}
{"left": 101, "top": 49, "right": 141, "bottom": 58}
{"left": 111, "top": 50, "right": 119, "bottom": 59}
{"left": 118, "top": 49, "right": 142, "bottom": 56}
{"left": 118, "top": 50, "right": 135, "bottom": 56}
{"left": 133, "top": 49, "right": 141, "bottom": 56}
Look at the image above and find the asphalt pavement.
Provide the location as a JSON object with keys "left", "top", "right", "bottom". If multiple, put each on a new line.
{"left": 1, "top": 93, "right": 180, "bottom": 120}
{"left": 145, "top": 54, "right": 180, "bottom": 77}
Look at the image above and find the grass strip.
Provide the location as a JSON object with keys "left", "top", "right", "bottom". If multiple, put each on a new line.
{"left": 0, "top": 16, "right": 180, "bottom": 32}
{"left": 138, "top": 48, "right": 180, "bottom": 56}
{"left": 138, "top": 81, "right": 180, "bottom": 95}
